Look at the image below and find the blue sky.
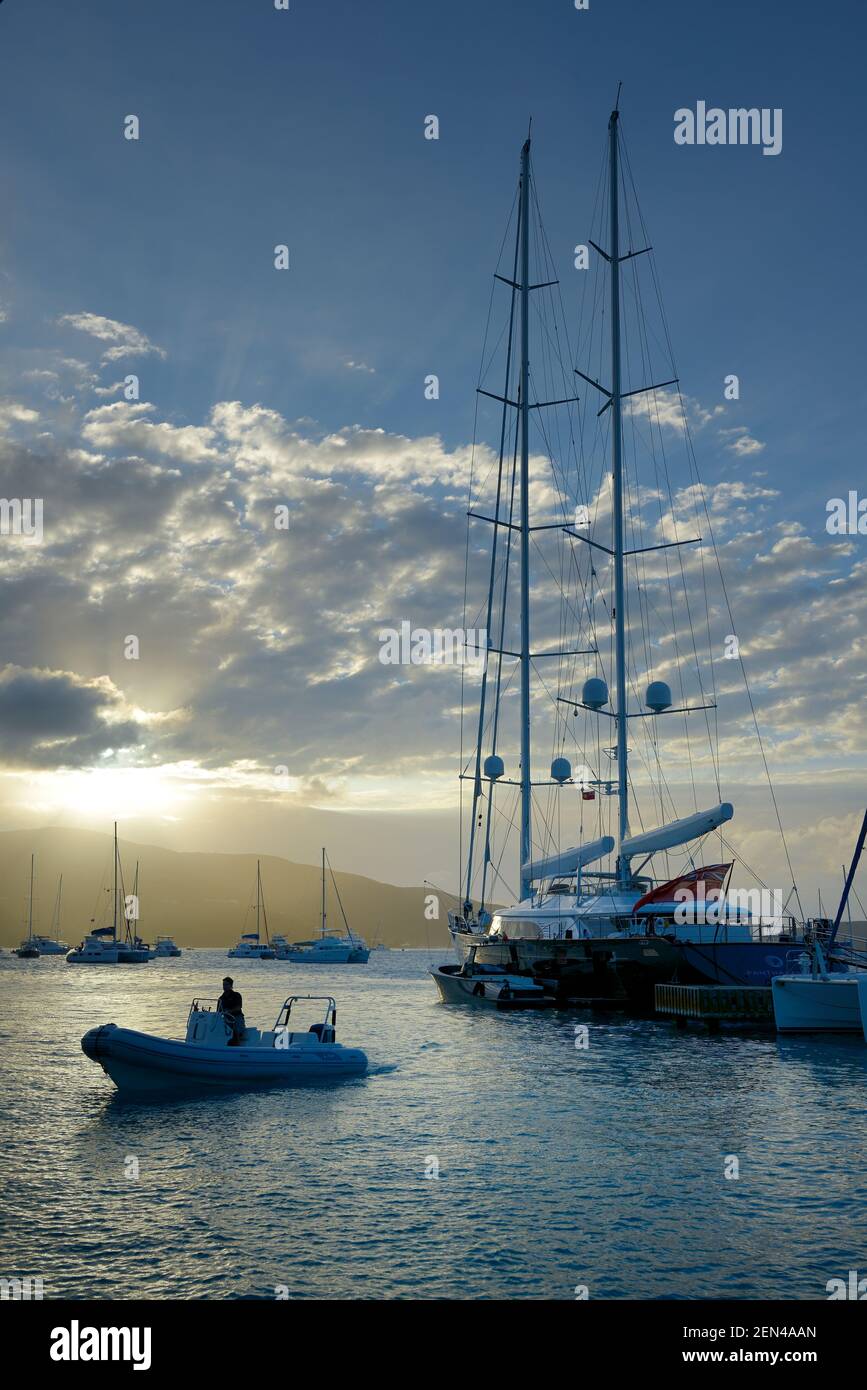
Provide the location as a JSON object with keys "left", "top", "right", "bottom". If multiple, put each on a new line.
{"left": 1, "top": 0, "right": 866, "bottom": 906}
{"left": 2, "top": 0, "right": 865, "bottom": 504}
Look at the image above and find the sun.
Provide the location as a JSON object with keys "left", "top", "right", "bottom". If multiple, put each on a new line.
{"left": 14, "top": 765, "right": 187, "bottom": 823}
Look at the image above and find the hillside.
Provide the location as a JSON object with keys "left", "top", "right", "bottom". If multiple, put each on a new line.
{"left": 0, "top": 827, "right": 457, "bottom": 949}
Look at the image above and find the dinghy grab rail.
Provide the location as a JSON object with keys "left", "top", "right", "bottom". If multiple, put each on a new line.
{"left": 274, "top": 995, "right": 337, "bottom": 1030}
{"left": 189, "top": 997, "right": 220, "bottom": 1013}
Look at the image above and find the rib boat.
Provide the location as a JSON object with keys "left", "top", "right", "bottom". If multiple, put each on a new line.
{"left": 81, "top": 995, "right": 368, "bottom": 1093}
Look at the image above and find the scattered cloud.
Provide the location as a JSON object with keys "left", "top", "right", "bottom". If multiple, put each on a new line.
{"left": 56, "top": 312, "right": 166, "bottom": 364}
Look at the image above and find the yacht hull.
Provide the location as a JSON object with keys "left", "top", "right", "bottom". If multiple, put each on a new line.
{"left": 451, "top": 933, "right": 678, "bottom": 1008}
{"left": 278, "top": 948, "right": 369, "bottom": 964}
{"left": 771, "top": 974, "right": 864, "bottom": 1033}
{"left": 81, "top": 1024, "right": 368, "bottom": 1094}
{"left": 430, "top": 964, "right": 555, "bottom": 1009}
{"left": 673, "top": 940, "right": 815, "bottom": 988}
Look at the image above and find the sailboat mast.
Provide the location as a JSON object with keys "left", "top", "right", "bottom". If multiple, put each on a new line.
{"left": 518, "top": 135, "right": 532, "bottom": 900}
{"left": 113, "top": 821, "right": 118, "bottom": 938}
{"left": 321, "top": 847, "right": 327, "bottom": 939}
{"left": 28, "top": 853, "right": 34, "bottom": 942}
{"left": 256, "top": 859, "right": 261, "bottom": 938}
{"left": 608, "top": 108, "right": 629, "bottom": 886}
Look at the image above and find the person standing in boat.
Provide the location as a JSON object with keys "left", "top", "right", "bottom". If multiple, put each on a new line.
{"left": 217, "top": 976, "right": 245, "bottom": 1044}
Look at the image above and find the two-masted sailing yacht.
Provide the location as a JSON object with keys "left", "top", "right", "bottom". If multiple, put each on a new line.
{"left": 448, "top": 103, "right": 839, "bottom": 1005}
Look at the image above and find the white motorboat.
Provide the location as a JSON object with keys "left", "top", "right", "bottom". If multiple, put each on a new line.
{"left": 772, "top": 966, "right": 863, "bottom": 1033}
{"left": 431, "top": 957, "right": 555, "bottom": 1010}
{"left": 153, "top": 936, "right": 182, "bottom": 957}
{"left": 228, "top": 860, "right": 276, "bottom": 958}
{"left": 274, "top": 848, "right": 369, "bottom": 963}
{"left": 772, "top": 813, "right": 867, "bottom": 1034}
{"left": 228, "top": 936, "right": 275, "bottom": 959}
{"left": 81, "top": 995, "right": 368, "bottom": 1094}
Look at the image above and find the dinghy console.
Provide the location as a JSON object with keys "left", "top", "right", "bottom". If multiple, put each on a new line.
{"left": 183, "top": 996, "right": 339, "bottom": 1048}
{"left": 186, "top": 999, "right": 237, "bottom": 1046}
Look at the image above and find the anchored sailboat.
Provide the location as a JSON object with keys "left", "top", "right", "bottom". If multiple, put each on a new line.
{"left": 228, "top": 860, "right": 276, "bottom": 959}
{"left": 449, "top": 104, "right": 836, "bottom": 1005}
{"left": 14, "top": 854, "right": 40, "bottom": 958}
{"left": 67, "top": 824, "right": 144, "bottom": 964}
{"left": 32, "top": 874, "right": 70, "bottom": 955}
{"left": 275, "top": 849, "right": 369, "bottom": 963}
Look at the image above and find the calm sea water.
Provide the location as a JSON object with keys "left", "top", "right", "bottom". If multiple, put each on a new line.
{"left": 2, "top": 947, "right": 866, "bottom": 1300}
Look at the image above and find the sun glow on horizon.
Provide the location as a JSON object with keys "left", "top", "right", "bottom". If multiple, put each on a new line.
{"left": 8, "top": 765, "right": 190, "bottom": 824}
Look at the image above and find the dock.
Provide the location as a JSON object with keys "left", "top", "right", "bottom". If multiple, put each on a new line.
{"left": 654, "top": 982, "right": 774, "bottom": 1030}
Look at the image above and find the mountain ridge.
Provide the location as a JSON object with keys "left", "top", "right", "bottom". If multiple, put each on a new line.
{"left": 0, "top": 826, "right": 455, "bottom": 949}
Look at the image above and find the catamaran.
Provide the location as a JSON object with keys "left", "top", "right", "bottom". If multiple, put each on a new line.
{"left": 68, "top": 825, "right": 149, "bottom": 964}
{"left": 227, "top": 860, "right": 276, "bottom": 959}
{"left": 448, "top": 102, "right": 841, "bottom": 1006}
{"left": 274, "top": 849, "right": 369, "bottom": 963}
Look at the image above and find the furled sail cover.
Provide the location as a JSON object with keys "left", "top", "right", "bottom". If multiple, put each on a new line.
{"left": 523, "top": 835, "right": 615, "bottom": 883}
{"left": 620, "top": 803, "right": 733, "bottom": 859}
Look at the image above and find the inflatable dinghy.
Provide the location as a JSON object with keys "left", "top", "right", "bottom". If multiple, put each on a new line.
{"left": 82, "top": 995, "right": 367, "bottom": 1094}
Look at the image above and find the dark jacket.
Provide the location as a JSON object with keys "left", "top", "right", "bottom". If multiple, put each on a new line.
{"left": 217, "top": 988, "right": 243, "bottom": 1016}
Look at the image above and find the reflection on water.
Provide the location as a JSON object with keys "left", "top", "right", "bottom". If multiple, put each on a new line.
{"left": 2, "top": 948, "right": 866, "bottom": 1299}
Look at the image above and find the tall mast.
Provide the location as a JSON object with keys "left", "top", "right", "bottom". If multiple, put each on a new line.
{"left": 27, "top": 853, "right": 34, "bottom": 942}
{"left": 518, "top": 135, "right": 532, "bottom": 900}
{"left": 321, "top": 847, "right": 327, "bottom": 938}
{"left": 112, "top": 821, "right": 118, "bottom": 938}
{"left": 256, "top": 859, "right": 261, "bottom": 938}
{"left": 608, "top": 107, "right": 629, "bottom": 886}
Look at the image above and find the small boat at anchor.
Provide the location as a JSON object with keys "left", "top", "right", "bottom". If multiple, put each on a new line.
{"left": 431, "top": 948, "right": 556, "bottom": 1010}
{"left": 274, "top": 848, "right": 369, "bottom": 964}
{"left": 14, "top": 854, "right": 40, "bottom": 958}
{"left": 227, "top": 860, "right": 276, "bottom": 958}
{"left": 67, "top": 929, "right": 120, "bottom": 965}
{"left": 152, "top": 936, "right": 182, "bottom": 957}
{"left": 32, "top": 874, "right": 70, "bottom": 955}
{"left": 772, "top": 810, "right": 867, "bottom": 1035}
{"left": 81, "top": 994, "right": 368, "bottom": 1094}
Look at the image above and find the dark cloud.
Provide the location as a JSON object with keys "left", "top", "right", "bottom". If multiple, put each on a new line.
{"left": 0, "top": 665, "right": 143, "bottom": 768}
